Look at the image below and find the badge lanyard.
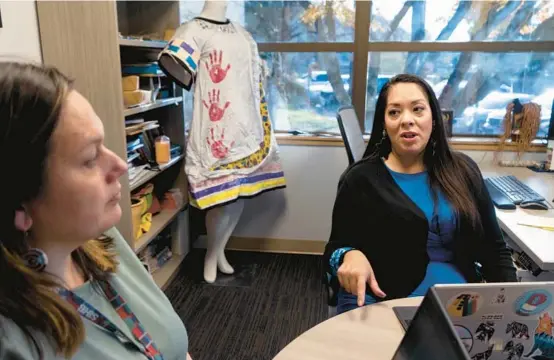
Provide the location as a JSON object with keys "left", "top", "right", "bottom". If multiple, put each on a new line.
{"left": 57, "top": 281, "right": 164, "bottom": 360}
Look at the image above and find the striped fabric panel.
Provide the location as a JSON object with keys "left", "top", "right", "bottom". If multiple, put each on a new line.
{"left": 163, "top": 38, "right": 199, "bottom": 73}
{"left": 190, "top": 173, "right": 286, "bottom": 209}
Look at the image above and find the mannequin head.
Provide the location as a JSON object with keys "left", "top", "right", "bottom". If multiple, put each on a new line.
{"left": 200, "top": 0, "right": 228, "bottom": 22}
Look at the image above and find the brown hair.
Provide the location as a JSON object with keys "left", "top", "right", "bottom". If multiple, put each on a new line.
{"left": 0, "top": 62, "right": 118, "bottom": 358}
{"left": 365, "top": 74, "right": 482, "bottom": 231}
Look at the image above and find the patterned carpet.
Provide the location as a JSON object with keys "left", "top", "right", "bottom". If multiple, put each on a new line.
{"left": 164, "top": 248, "right": 328, "bottom": 360}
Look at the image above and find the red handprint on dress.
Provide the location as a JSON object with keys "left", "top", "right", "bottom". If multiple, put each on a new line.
{"left": 202, "top": 89, "right": 230, "bottom": 122}
{"left": 205, "top": 50, "right": 231, "bottom": 84}
{"left": 207, "top": 127, "right": 234, "bottom": 159}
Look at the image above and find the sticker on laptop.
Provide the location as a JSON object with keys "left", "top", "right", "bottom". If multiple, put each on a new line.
{"left": 470, "top": 344, "right": 492, "bottom": 360}
{"left": 506, "top": 321, "right": 531, "bottom": 340}
{"left": 475, "top": 321, "right": 495, "bottom": 342}
{"left": 481, "top": 314, "right": 504, "bottom": 322}
{"left": 454, "top": 324, "right": 474, "bottom": 353}
{"left": 447, "top": 292, "right": 482, "bottom": 317}
{"left": 502, "top": 340, "right": 525, "bottom": 360}
{"left": 491, "top": 287, "right": 507, "bottom": 305}
{"left": 513, "top": 289, "right": 552, "bottom": 316}
{"left": 526, "top": 312, "right": 554, "bottom": 359}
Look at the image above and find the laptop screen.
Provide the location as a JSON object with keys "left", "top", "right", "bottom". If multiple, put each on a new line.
{"left": 392, "top": 289, "right": 470, "bottom": 360}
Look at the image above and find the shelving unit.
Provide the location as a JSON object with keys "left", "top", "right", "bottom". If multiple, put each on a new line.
{"left": 153, "top": 254, "right": 185, "bottom": 290}
{"left": 119, "top": 38, "right": 168, "bottom": 49}
{"left": 134, "top": 203, "right": 187, "bottom": 254}
{"left": 124, "top": 97, "right": 183, "bottom": 117}
{"left": 36, "top": 1, "right": 190, "bottom": 289}
{"left": 130, "top": 154, "right": 184, "bottom": 191}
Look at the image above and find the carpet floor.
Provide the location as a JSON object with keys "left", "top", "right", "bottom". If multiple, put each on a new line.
{"left": 164, "top": 248, "right": 328, "bottom": 360}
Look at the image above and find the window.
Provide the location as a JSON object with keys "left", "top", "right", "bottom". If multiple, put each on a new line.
{"left": 179, "top": 1, "right": 554, "bottom": 139}
{"left": 263, "top": 52, "right": 352, "bottom": 132}
{"left": 365, "top": 52, "right": 554, "bottom": 138}
{"left": 245, "top": 1, "right": 355, "bottom": 43}
{"left": 370, "top": 0, "right": 554, "bottom": 42}
{"left": 180, "top": 1, "right": 355, "bottom": 43}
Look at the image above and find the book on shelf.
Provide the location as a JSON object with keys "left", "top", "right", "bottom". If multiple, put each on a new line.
{"left": 138, "top": 230, "right": 174, "bottom": 274}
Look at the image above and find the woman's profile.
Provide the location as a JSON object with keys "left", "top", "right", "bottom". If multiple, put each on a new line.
{"left": 0, "top": 62, "right": 191, "bottom": 359}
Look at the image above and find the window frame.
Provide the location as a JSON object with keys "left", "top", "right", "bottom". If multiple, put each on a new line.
{"left": 252, "top": 1, "right": 554, "bottom": 146}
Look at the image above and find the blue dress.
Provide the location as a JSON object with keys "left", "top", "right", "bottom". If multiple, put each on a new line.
{"left": 333, "top": 167, "right": 466, "bottom": 314}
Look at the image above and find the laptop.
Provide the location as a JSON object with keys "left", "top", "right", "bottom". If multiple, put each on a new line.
{"left": 392, "top": 282, "right": 554, "bottom": 360}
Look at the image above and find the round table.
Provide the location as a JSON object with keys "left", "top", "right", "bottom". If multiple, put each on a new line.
{"left": 274, "top": 297, "right": 423, "bottom": 360}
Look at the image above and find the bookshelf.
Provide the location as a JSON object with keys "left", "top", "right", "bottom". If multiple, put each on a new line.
{"left": 123, "top": 97, "right": 183, "bottom": 117}
{"left": 36, "top": 1, "right": 190, "bottom": 289}
{"left": 153, "top": 254, "right": 185, "bottom": 290}
{"left": 130, "top": 154, "right": 184, "bottom": 191}
{"left": 119, "top": 38, "right": 168, "bottom": 49}
{"left": 134, "top": 203, "right": 187, "bottom": 254}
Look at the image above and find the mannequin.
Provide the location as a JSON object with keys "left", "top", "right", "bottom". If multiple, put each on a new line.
{"left": 197, "top": 0, "right": 237, "bottom": 283}
{"left": 198, "top": 0, "right": 227, "bottom": 23}
{"left": 158, "top": 0, "right": 286, "bottom": 283}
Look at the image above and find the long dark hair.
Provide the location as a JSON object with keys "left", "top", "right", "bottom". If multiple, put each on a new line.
{"left": 0, "top": 62, "right": 118, "bottom": 358}
{"left": 365, "top": 74, "right": 482, "bottom": 230}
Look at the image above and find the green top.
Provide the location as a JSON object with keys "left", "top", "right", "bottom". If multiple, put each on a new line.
{"left": 0, "top": 228, "right": 188, "bottom": 359}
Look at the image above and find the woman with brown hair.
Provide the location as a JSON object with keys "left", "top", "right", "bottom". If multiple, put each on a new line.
{"left": 324, "top": 74, "right": 517, "bottom": 314}
{"left": 0, "top": 62, "right": 191, "bottom": 359}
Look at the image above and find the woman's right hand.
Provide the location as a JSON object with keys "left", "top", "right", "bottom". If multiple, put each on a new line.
{"left": 337, "top": 250, "right": 386, "bottom": 306}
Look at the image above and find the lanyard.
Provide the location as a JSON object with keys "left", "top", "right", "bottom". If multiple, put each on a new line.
{"left": 57, "top": 281, "right": 164, "bottom": 360}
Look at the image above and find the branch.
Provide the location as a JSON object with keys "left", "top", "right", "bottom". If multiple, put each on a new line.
{"left": 438, "top": 1, "right": 523, "bottom": 109}
{"left": 415, "top": 1, "right": 472, "bottom": 73}
{"left": 446, "top": 2, "right": 549, "bottom": 116}
{"left": 404, "top": 1, "right": 426, "bottom": 73}
{"left": 316, "top": 2, "right": 350, "bottom": 104}
{"left": 367, "top": 1, "right": 413, "bottom": 102}
{"left": 379, "top": 1, "right": 413, "bottom": 41}
{"left": 437, "top": 1, "right": 472, "bottom": 40}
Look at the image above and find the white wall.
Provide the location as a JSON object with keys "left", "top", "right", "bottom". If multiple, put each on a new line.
{"left": 232, "top": 144, "right": 546, "bottom": 242}
{"left": 0, "top": 1, "right": 42, "bottom": 63}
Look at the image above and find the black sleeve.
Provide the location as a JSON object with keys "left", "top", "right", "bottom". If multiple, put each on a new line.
{"left": 323, "top": 173, "right": 374, "bottom": 275}
{"left": 459, "top": 154, "right": 517, "bottom": 282}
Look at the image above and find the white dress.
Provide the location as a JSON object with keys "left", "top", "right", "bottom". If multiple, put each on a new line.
{"left": 159, "top": 17, "right": 286, "bottom": 210}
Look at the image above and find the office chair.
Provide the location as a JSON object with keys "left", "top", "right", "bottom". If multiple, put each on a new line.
{"left": 337, "top": 105, "right": 366, "bottom": 164}
{"left": 323, "top": 106, "right": 366, "bottom": 318}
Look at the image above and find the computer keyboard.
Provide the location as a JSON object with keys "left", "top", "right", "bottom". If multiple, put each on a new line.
{"left": 485, "top": 175, "right": 545, "bottom": 209}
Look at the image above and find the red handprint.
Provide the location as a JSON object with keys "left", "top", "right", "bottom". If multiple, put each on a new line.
{"left": 202, "top": 89, "right": 230, "bottom": 122}
{"left": 207, "top": 127, "right": 234, "bottom": 159}
{"left": 205, "top": 50, "right": 231, "bottom": 84}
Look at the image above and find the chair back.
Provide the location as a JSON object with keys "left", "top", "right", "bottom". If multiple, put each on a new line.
{"left": 337, "top": 106, "right": 365, "bottom": 164}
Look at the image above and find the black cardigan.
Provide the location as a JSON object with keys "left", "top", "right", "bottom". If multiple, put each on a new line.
{"left": 324, "top": 153, "right": 517, "bottom": 301}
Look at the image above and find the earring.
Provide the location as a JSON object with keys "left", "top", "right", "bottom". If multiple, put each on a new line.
{"left": 23, "top": 246, "right": 48, "bottom": 272}
{"left": 382, "top": 129, "right": 387, "bottom": 139}
{"left": 432, "top": 139, "right": 437, "bottom": 157}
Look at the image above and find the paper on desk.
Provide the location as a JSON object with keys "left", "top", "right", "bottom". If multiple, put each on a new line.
{"left": 517, "top": 215, "right": 554, "bottom": 231}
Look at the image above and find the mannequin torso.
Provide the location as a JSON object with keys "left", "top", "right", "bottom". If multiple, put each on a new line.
{"left": 198, "top": 0, "right": 228, "bottom": 22}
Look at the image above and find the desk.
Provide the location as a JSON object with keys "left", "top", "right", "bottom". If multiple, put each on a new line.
{"left": 479, "top": 166, "right": 554, "bottom": 271}
{"left": 274, "top": 297, "right": 422, "bottom": 360}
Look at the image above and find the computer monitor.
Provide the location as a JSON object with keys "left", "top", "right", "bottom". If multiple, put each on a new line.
{"left": 546, "top": 100, "right": 554, "bottom": 140}
{"left": 546, "top": 101, "right": 554, "bottom": 171}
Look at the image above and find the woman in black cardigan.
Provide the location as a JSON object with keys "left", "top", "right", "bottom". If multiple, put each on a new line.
{"left": 324, "top": 74, "right": 516, "bottom": 314}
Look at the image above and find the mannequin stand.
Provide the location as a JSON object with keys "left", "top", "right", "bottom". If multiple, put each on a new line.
{"left": 204, "top": 199, "right": 245, "bottom": 283}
